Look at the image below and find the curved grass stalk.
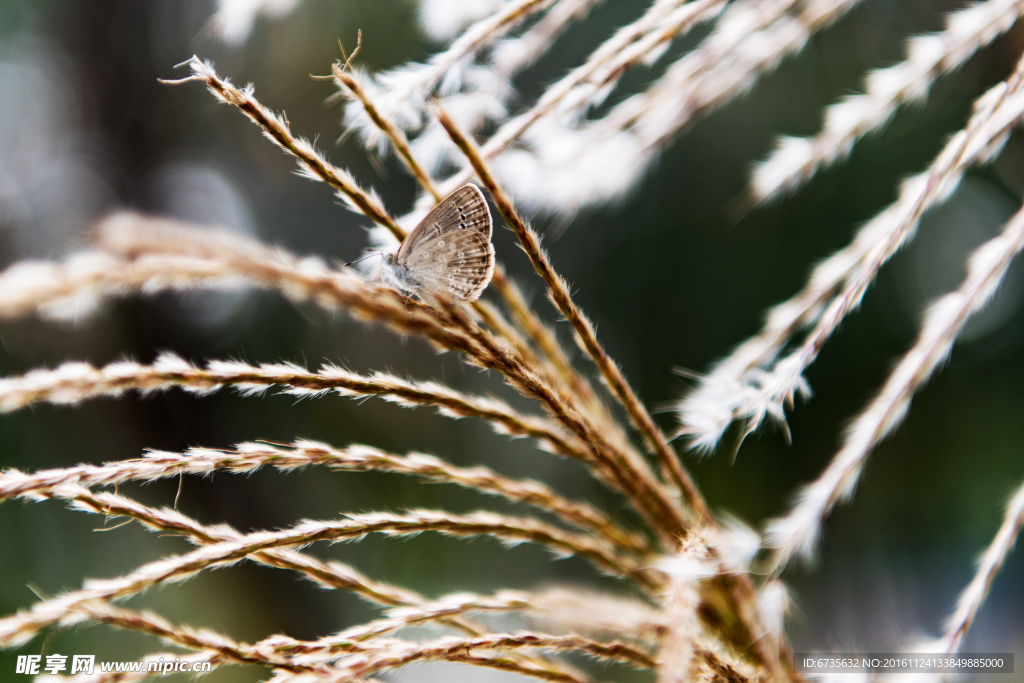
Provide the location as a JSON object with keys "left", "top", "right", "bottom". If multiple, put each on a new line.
{"left": 751, "top": 0, "right": 1024, "bottom": 203}
{"left": 766, "top": 198, "right": 1024, "bottom": 570}
{"left": 679, "top": 57, "right": 1024, "bottom": 451}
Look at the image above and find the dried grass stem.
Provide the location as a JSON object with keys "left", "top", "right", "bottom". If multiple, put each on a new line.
{"left": 170, "top": 58, "right": 405, "bottom": 241}
{"left": 436, "top": 105, "right": 703, "bottom": 529}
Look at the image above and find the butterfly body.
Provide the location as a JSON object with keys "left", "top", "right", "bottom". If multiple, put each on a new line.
{"left": 382, "top": 184, "right": 495, "bottom": 303}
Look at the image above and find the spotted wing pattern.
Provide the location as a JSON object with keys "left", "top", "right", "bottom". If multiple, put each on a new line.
{"left": 395, "top": 184, "right": 495, "bottom": 302}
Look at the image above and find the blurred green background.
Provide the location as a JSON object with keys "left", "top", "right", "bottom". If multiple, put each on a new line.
{"left": 1, "top": 0, "right": 1023, "bottom": 681}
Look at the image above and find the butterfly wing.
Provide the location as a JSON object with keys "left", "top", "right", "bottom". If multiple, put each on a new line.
{"left": 396, "top": 184, "right": 495, "bottom": 302}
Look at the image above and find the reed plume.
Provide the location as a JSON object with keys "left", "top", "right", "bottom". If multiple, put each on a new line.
{"left": 3, "top": 2, "right": 1024, "bottom": 682}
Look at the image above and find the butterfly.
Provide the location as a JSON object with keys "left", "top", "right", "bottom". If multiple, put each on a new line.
{"left": 378, "top": 184, "right": 495, "bottom": 303}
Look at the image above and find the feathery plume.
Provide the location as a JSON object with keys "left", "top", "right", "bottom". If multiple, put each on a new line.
{"left": 5, "top": 1, "right": 995, "bottom": 678}
{"left": 491, "top": 0, "right": 607, "bottom": 77}
{"left": 766, "top": 198, "right": 1024, "bottom": 570}
{"left": 50, "top": 487, "right": 596, "bottom": 682}
{"left": 0, "top": 355, "right": 588, "bottom": 460}
{"left": 437, "top": 104, "right": 704, "bottom": 525}
{"left": 418, "top": 0, "right": 505, "bottom": 42}
{"left": 332, "top": 47, "right": 656, "bottom": 512}
{"left": 440, "top": 103, "right": 797, "bottom": 683}
{"left": 0, "top": 438, "right": 650, "bottom": 558}
{"left": 486, "top": 0, "right": 861, "bottom": 214}
{"left": 333, "top": 60, "right": 613, "bottom": 437}
{"left": 0, "top": 494, "right": 659, "bottom": 648}
{"left": 600, "top": 0, "right": 861, "bottom": 146}
{"left": 352, "top": 0, "right": 609, "bottom": 177}
{"left": 528, "top": 587, "right": 666, "bottom": 643}
{"left": 343, "top": 0, "right": 556, "bottom": 142}
{"left": 58, "top": 601, "right": 314, "bottom": 673}
{"left": 679, "top": 56, "right": 1024, "bottom": 452}
{"left": 166, "top": 57, "right": 405, "bottom": 240}
{"left": 752, "top": 0, "right": 1024, "bottom": 203}
{"left": 939, "top": 474, "right": 1024, "bottom": 654}
{"left": 84, "top": 213, "right": 691, "bottom": 545}
{"left": 656, "top": 543, "right": 706, "bottom": 683}
{"left": 330, "top": 590, "right": 535, "bottom": 642}
{"left": 47, "top": 486, "right": 569, "bottom": 659}
{"left": 431, "top": 0, "right": 728, "bottom": 207}
{"left": 281, "top": 632, "right": 655, "bottom": 682}
{"left": 334, "top": 63, "right": 445, "bottom": 202}
{"left": 179, "top": 49, "right": 613, "bottom": 468}
{"left": 40, "top": 576, "right": 588, "bottom": 683}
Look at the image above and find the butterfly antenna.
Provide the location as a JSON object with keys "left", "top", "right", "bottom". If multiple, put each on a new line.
{"left": 345, "top": 252, "right": 383, "bottom": 267}
{"left": 338, "top": 30, "right": 362, "bottom": 73}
